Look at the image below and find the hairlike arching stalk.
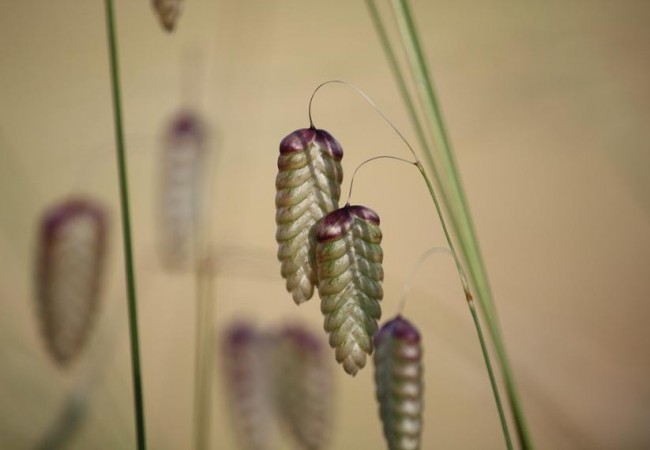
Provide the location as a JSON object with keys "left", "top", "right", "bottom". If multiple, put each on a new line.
{"left": 368, "top": 1, "right": 532, "bottom": 447}
{"left": 308, "top": 80, "right": 513, "bottom": 448}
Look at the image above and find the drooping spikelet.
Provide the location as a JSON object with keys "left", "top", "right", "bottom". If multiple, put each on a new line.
{"left": 374, "top": 316, "right": 424, "bottom": 450}
{"left": 270, "top": 324, "right": 333, "bottom": 450}
{"left": 221, "top": 322, "right": 276, "bottom": 450}
{"left": 276, "top": 128, "right": 343, "bottom": 305}
{"left": 158, "top": 111, "right": 206, "bottom": 270}
{"left": 151, "top": 0, "right": 184, "bottom": 32}
{"left": 315, "top": 205, "right": 383, "bottom": 376}
{"left": 35, "top": 197, "right": 108, "bottom": 367}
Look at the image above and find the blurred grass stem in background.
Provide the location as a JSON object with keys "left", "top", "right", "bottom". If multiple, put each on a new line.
{"left": 104, "top": 0, "right": 147, "bottom": 448}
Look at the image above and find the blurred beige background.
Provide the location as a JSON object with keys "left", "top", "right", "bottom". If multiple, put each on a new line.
{"left": 1, "top": 0, "right": 649, "bottom": 448}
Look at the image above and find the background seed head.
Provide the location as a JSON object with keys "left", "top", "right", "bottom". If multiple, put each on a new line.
{"left": 221, "top": 322, "right": 277, "bottom": 450}
{"left": 374, "top": 316, "right": 424, "bottom": 450}
{"left": 269, "top": 323, "right": 334, "bottom": 450}
{"left": 315, "top": 205, "right": 383, "bottom": 376}
{"left": 158, "top": 111, "right": 206, "bottom": 271}
{"left": 276, "top": 127, "right": 343, "bottom": 305}
{"left": 35, "top": 197, "right": 109, "bottom": 368}
{"left": 151, "top": 0, "right": 184, "bottom": 32}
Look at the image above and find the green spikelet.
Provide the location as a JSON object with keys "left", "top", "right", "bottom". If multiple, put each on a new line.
{"left": 276, "top": 128, "right": 343, "bottom": 305}
{"left": 374, "top": 316, "right": 424, "bottom": 450}
{"left": 315, "top": 204, "right": 383, "bottom": 376}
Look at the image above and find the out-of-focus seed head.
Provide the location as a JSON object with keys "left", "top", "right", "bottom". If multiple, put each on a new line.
{"left": 158, "top": 111, "right": 207, "bottom": 271}
{"left": 35, "top": 197, "right": 109, "bottom": 367}
{"left": 151, "top": 0, "right": 184, "bottom": 32}
{"left": 374, "top": 316, "right": 424, "bottom": 450}
{"left": 315, "top": 204, "right": 383, "bottom": 376}
{"left": 276, "top": 127, "right": 343, "bottom": 305}
{"left": 221, "top": 322, "right": 277, "bottom": 450}
{"left": 269, "top": 323, "right": 333, "bottom": 450}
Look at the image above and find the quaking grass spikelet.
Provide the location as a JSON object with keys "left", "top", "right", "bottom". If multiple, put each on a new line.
{"left": 151, "top": 0, "right": 184, "bottom": 32}
{"left": 276, "top": 128, "right": 343, "bottom": 305}
{"left": 158, "top": 111, "right": 206, "bottom": 270}
{"left": 374, "top": 316, "right": 423, "bottom": 450}
{"left": 315, "top": 204, "right": 383, "bottom": 376}
{"left": 270, "top": 324, "right": 333, "bottom": 450}
{"left": 221, "top": 322, "right": 275, "bottom": 450}
{"left": 35, "top": 197, "right": 109, "bottom": 367}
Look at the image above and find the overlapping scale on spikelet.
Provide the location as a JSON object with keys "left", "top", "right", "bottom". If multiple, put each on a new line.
{"left": 158, "top": 111, "right": 206, "bottom": 270}
{"left": 270, "top": 324, "right": 333, "bottom": 450}
{"left": 315, "top": 205, "right": 383, "bottom": 376}
{"left": 35, "top": 197, "right": 108, "bottom": 367}
{"left": 152, "top": 0, "right": 184, "bottom": 32}
{"left": 374, "top": 316, "right": 424, "bottom": 450}
{"left": 221, "top": 323, "right": 276, "bottom": 450}
{"left": 276, "top": 128, "right": 343, "bottom": 305}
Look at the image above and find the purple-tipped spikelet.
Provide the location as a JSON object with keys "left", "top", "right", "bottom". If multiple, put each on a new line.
{"left": 315, "top": 205, "right": 383, "bottom": 376}
{"left": 151, "top": 0, "right": 184, "bottom": 32}
{"left": 221, "top": 323, "right": 275, "bottom": 450}
{"left": 374, "top": 316, "right": 424, "bottom": 450}
{"left": 35, "top": 197, "right": 108, "bottom": 367}
{"left": 158, "top": 111, "right": 206, "bottom": 270}
{"left": 276, "top": 128, "right": 343, "bottom": 305}
{"left": 270, "top": 324, "right": 333, "bottom": 450}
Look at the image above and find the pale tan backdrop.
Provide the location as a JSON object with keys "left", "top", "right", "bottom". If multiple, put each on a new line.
{"left": 1, "top": 1, "right": 649, "bottom": 449}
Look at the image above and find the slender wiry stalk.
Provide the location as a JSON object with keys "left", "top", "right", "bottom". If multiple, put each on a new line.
{"left": 384, "top": 0, "right": 533, "bottom": 448}
{"left": 417, "top": 164, "right": 512, "bottom": 449}
{"left": 104, "top": 1, "right": 147, "bottom": 448}
{"left": 468, "top": 300, "right": 513, "bottom": 450}
{"left": 364, "top": 0, "right": 429, "bottom": 164}
{"left": 387, "top": 0, "right": 499, "bottom": 330}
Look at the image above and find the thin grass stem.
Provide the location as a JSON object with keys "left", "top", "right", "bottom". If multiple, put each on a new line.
{"left": 385, "top": 0, "right": 533, "bottom": 447}
{"left": 103, "top": 1, "right": 147, "bottom": 448}
{"left": 364, "top": 0, "right": 430, "bottom": 165}
{"left": 468, "top": 300, "right": 514, "bottom": 450}
{"left": 387, "top": 0, "right": 497, "bottom": 328}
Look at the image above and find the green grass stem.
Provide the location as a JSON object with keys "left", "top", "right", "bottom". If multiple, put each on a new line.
{"left": 104, "top": 1, "right": 147, "bottom": 448}
{"left": 367, "top": 0, "right": 533, "bottom": 447}
{"left": 469, "top": 300, "right": 514, "bottom": 450}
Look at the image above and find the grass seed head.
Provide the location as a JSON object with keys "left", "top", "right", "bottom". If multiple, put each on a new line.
{"left": 35, "top": 197, "right": 109, "bottom": 367}
{"left": 158, "top": 111, "right": 206, "bottom": 270}
{"left": 221, "top": 322, "right": 276, "bottom": 450}
{"left": 151, "top": 0, "right": 184, "bottom": 32}
{"left": 315, "top": 204, "right": 383, "bottom": 376}
{"left": 269, "top": 323, "right": 333, "bottom": 450}
{"left": 374, "top": 316, "right": 423, "bottom": 450}
{"left": 276, "top": 127, "right": 343, "bottom": 305}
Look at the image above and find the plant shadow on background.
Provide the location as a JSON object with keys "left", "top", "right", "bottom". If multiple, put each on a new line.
{"left": 1, "top": 1, "right": 649, "bottom": 449}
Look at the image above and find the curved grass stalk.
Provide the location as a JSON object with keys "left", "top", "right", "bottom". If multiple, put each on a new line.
{"left": 103, "top": 1, "right": 147, "bottom": 448}
{"left": 367, "top": 0, "right": 532, "bottom": 448}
